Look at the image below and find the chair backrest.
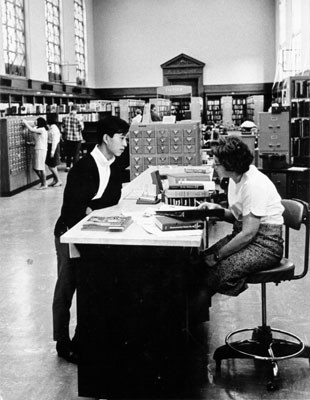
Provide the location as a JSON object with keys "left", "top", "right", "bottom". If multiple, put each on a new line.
{"left": 282, "top": 199, "right": 306, "bottom": 230}
{"left": 282, "top": 199, "right": 310, "bottom": 280}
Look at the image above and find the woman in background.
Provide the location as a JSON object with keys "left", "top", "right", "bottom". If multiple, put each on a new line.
{"left": 46, "top": 113, "right": 62, "bottom": 187}
{"left": 23, "top": 117, "right": 48, "bottom": 190}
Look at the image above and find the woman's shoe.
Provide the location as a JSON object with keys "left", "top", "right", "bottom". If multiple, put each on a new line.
{"left": 36, "top": 185, "right": 48, "bottom": 190}
{"left": 53, "top": 182, "right": 62, "bottom": 187}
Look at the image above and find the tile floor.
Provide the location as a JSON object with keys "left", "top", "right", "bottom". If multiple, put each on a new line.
{"left": 0, "top": 165, "right": 310, "bottom": 400}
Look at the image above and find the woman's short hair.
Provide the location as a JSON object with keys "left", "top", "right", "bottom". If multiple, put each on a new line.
{"left": 36, "top": 117, "right": 48, "bottom": 129}
{"left": 212, "top": 135, "right": 254, "bottom": 174}
{"left": 96, "top": 116, "right": 129, "bottom": 144}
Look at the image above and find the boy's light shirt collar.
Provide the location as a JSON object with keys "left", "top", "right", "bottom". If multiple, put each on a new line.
{"left": 91, "top": 145, "right": 115, "bottom": 200}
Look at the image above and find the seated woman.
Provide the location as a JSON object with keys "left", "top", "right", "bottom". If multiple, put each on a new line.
{"left": 198, "top": 135, "right": 284, "bottom": 297}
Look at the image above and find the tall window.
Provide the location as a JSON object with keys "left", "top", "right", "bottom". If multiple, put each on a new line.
{"left": 45, "top": 0, "right": 62, "bottom": 82}
{"left": 1, "top": 0, "right": 26, "bottom": 76}
{"left": 74, "top": 0, "right": 86, "bottom": 85}
{"left": 291, "top": 0, "right": 302, "bottom": 73}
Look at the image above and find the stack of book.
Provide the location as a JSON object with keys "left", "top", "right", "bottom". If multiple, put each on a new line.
{"left": 163, "top": 182, "right": 215, "bottom": 206}
{"left": 154, "top": 208, "right": 224, "bottom": 231}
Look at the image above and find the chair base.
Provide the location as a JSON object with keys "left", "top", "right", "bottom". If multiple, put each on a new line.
{"left": 213, "top": 325, "right": 310, "bottom": 391}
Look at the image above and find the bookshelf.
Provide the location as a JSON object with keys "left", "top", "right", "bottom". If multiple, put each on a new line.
{"left": 288, "top": 76, "right": 310, "bottom": 167}
{"left": 206, "top": 97, "right": 222, "bottom": 124}
{"left": 119, "top": 99, "right": 145, "bottom": 123}
{"left": 246, "top": 95, "right": 264, "bottom": 124}
{"left": 232, "top": 96, "right": 247, "bottom": 126}
{"left": 149, "top": 98, "right": 171, "bottom": 119}
{"left": 272, "top": 75, "right": 310, "bottom": 168}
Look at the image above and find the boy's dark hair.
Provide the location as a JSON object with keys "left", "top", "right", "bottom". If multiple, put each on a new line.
{"left": 212, "top": 135, "right": 254, "bottom": 174}
{"left": 37, "top": 117, "right": 48, "bottom": 129}
{"left": 150, "top": 104, "right": 156, "bottom": 111}
{"left": 96, "top": 116, "right": 129, "bottom": 144}
{"left": 46, "top": 113, "right": 59, "bottom": 125}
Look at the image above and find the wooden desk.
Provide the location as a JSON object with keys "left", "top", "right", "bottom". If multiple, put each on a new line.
{"left": 61, "top": 166, "right": 204, "bottom": 248}
{"left": 61, "top": 166, "right": 207, "bottom": 399}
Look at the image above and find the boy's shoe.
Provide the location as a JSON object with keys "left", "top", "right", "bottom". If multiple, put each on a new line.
{"left": 36, "top": 185, "right": 48, "bottom": 190}
{"left": 56, "top": 339, "right": 78, "bottom": 364}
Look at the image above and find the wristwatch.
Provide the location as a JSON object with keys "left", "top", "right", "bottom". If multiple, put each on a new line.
{"left": 213, "top": 251, "right": 220, "bottom": 262}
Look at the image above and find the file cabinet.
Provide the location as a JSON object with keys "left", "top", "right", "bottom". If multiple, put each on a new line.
{"left": 258, "top": 112, "right": 290, "bottom": 166}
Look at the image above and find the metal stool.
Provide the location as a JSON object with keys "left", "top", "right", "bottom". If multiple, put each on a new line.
{"left": 213, "top": 199, "right": 310, "bottom": 391}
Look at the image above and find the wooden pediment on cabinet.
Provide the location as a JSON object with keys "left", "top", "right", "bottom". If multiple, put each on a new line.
{"left": 161, "top": 54, "right": 205, "bottom": 96}
{"left": 161, "top": 54, "right": 205, "bottom": 69}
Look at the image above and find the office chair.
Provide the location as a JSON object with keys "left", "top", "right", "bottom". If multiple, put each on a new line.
{"left": 213, "top": 199, "right": 310, "bottom": 391}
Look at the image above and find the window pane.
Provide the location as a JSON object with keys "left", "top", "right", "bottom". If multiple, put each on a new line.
{"left": 292, "top": 0, "right": 302, "bottom": 34}
{"left": 1, "top": 0, "right": 26, "bottom": 76}
{"left": 74, "top": 0, "right": 86, "bottom": 85}
{"left": 45, "top": 0, "right": 62, "bottom": 82}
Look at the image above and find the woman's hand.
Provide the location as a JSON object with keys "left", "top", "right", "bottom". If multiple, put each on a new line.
{"left": 203, "top": 253, "right": 218, "bottom": 268}
{"left": 198, "top": 201, "right": 223, "bottom": 210}
{"left": 85, "top": 207, "right": 93, "bottom": 215}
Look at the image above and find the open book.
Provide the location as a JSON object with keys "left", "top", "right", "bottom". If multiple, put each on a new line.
{"left": 81, "top": 215, "right": 133, "bottom": 232}
{"left": 155, "top": 208, "right": 224, "bottom": 220}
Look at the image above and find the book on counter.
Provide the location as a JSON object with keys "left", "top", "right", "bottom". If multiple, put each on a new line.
{"left": 168, "top": 184, "right": 205, "bottom": 190}
{"left": 164, "top": 188, "right": 213, "bottom": 198}
{"left": 155, "top": 208, "right": 225, "bottom": 220}
{"left": 154, "top": 215, "right": 205, "bottom": 232}
{"left": 81, "top": 215, "right": 133, "bottom": 232}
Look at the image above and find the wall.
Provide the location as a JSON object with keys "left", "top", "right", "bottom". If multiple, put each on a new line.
{"left": 25, "top": 0, "right": 48, "bottom": 81}
{"left": 92, "top": 0, "right": 276, "bottom": 89}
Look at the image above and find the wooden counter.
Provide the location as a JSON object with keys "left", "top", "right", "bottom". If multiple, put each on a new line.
{"left": 61, "top": 166, "right": 209, "bottom": 399}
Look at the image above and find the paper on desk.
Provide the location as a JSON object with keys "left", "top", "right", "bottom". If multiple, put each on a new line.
{"left": 122, "top": 189, "right": 144, "bottom": 200}
{"left": 287, "top": 166, "right": 308, "bottom": 171}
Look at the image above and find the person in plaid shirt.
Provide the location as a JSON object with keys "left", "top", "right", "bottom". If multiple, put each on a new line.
{"left": 62, "top": 105, "right": 84, "bottom": 171}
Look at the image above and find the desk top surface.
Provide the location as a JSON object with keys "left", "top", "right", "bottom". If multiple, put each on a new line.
{"left": 61, "top": 166, "right": 207, "bottom": 248}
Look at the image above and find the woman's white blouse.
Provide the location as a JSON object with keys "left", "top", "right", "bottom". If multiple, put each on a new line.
{"left": 228, "top": 165, "right": 284, "bottom": 225}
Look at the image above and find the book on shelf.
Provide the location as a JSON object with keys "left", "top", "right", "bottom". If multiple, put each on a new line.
{"left": 154, "top": 215, "right": 205, "bottom": 232}
{"left": 81, "top": 215, "right": 133, "bottom": 232}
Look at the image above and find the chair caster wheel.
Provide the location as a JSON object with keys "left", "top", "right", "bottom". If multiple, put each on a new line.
{"left": 267, "top": 381, "right": 279, "bottom": 391}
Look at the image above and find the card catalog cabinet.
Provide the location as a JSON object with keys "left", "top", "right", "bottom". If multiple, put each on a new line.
{"left": 0, "top": 117, "right": 39, "bottom": 195}
{"left": 129, "top": 122, "right": 201, "bottom": 180}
